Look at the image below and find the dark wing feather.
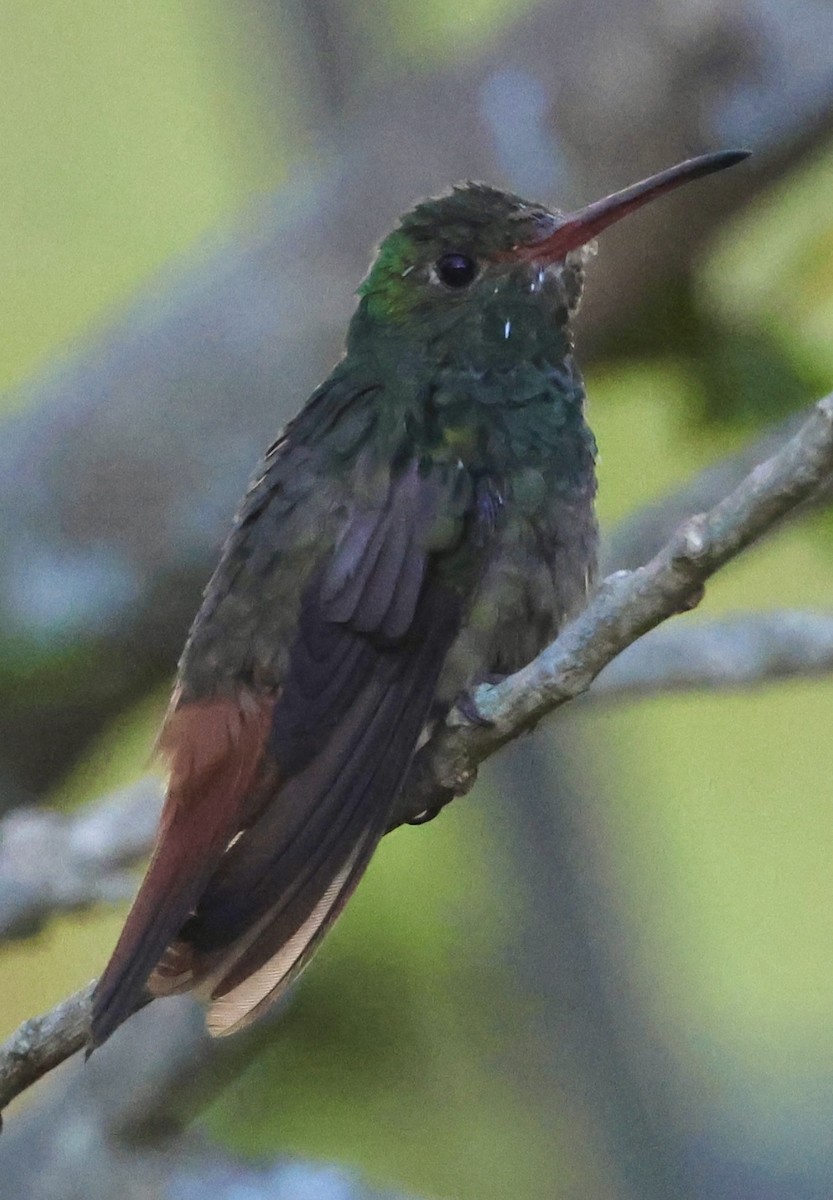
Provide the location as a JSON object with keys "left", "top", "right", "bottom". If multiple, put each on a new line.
{"left": 153, "top": 459, "right": 478, "bottom": 1036}
{"left": 321, "top": 458, "right": 429, "bottom": 631}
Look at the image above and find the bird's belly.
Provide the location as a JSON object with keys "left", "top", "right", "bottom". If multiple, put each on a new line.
{"left": 436, "top": 563, "right": 556, "bottom": 704}
{"left": 435, "top": 501, "right": 597, "bottom": 706}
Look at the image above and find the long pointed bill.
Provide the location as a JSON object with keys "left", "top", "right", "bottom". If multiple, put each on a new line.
{"left": 515, "top": 149, "right": 750, "bottom": 264}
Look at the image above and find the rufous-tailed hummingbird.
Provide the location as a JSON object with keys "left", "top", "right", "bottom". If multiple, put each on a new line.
{"left": 92, "top": 149, "right": 748, "bottom": 1046}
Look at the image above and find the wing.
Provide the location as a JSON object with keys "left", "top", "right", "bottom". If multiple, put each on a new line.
{"left": 91, "top": 453, "right": 477, "bottom": 1046}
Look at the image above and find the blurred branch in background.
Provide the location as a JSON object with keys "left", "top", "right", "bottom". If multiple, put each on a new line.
{"left": 590, "top": 610, "right": 833, "bottom": 699}
{"left": 0, "top": 782, "right": 160, "bottom": 943}
{"left": 2, "top": 390, "right": 832, "bottom": 1200}
{"left": 3, "top": 0, "right": 833, "bottom": 796}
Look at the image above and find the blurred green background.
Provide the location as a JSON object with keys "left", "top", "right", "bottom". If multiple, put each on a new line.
{"left": 2, "top": 3, "right": 833, "bottom": 1199}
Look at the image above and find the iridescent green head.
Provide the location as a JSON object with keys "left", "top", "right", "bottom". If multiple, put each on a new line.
{"left": 357, "top": 182, "right": 584, "bottom": 332}
{"left": 352, "top": 151, "right": 749, "bottom": 362}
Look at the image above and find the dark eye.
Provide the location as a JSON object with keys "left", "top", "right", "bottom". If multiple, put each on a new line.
{"left": 435, "top": 252, "right": 478, "bottom": 289}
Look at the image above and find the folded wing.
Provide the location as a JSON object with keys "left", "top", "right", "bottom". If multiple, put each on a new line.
{"left": 91, "top": 457, "right": 476, "bottom": 1045}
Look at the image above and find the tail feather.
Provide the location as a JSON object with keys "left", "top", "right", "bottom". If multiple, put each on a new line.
{"left": 148, "top": 587, "right": 458, "bottom": 1037}
{"left": 204, "top": 836, "right": 369, "bottom": 1036}
{"left": 90, "top": 695, "right": 272, "bottom": 1048}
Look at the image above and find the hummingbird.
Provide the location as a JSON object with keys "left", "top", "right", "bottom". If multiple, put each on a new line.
{"left": 91, "top": 149, "right": 748, "bottom": 1047}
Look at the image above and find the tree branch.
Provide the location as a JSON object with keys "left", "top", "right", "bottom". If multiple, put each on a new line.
{"left": 2, "top": 392, "right": 833, "bottom": 1120}
{"left": 0, "top": 984, "right": 95, "bottom": 1127}
{"left": 5, "top": 609, "right": 833, "bottom": 949}
{"left": 603, "top": 409, "right": 830, "bottom": 573}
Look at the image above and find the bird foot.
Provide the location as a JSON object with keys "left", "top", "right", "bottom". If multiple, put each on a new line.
{"left": 408, "top": 806, "right": 443, "bottom": 826}
{"left": 455, "top": 673, "right": 505, "bottom": 727}
{"left": 455, "top": 690, "right": 494, "bottom": 727}
{"left": 678, "top": 584, "right": 705, "bottom": 612}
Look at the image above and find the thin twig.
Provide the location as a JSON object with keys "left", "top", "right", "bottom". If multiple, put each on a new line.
{"left": 603, "top": 411, "right": 830, "bottom": 573}
{"left": 0, "top": 983, "right": 95, "bottom": 1127}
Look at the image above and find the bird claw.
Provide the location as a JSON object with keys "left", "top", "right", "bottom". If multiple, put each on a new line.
{"left": 408, "top": 807, "right": 443, "bottom": 826}
{"left": 456, "top": 688, "right": 496, "bottom": 728}
{"left": 678, "top": 584, "right": 705, "bottom": 612}
{"left": 407, "top": 760, "right": 480, "bottom": 824}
